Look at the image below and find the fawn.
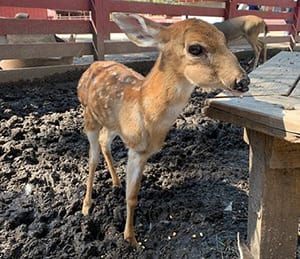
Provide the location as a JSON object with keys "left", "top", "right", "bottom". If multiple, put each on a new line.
{"left": 77, "top": 13, "right": 250, "bottom": 247}
{"left": 214, "top": 15, "right": 268, "bottom": 69}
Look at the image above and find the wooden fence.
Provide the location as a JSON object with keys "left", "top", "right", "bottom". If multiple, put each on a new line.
{"left": 0, "top": 0, "right": 299, "bottom": 81}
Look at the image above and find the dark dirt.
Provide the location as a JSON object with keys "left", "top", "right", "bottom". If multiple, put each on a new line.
{"left": 0, "top": 58, "right": 298, "bottom": 259}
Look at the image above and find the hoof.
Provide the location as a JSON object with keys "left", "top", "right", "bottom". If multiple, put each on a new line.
{"left": 124, "top": 235, "right": 139, "bottom": 248}
{"left": 82, "top": 205, "right": 90, "bottom": 216}
{"left": 112, "top": 178, "right": 121, "bottom": 187}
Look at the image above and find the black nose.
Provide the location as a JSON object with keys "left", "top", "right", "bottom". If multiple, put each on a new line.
{"left": 234, "top": 76, "right": 250, "bottom": 92}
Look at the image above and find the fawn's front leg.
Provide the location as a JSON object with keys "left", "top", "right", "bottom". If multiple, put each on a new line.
{"left": 124, "top": 149, "right": 149, "bottom": 247}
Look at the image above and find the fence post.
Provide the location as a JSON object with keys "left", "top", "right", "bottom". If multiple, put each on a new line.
{"left": 224, "top": 0, "right": 230, "bottom": 19}
{"left": 91, "top": 0, "right": 110, "bottom": 60}
{"left": 226, "top": 0, "right": 238, "bottom": 19}
{"left": 290, "top": 0, "right": 300, "bottom": 49}
{"left": 296, "top": 0, "right": 300, "bottom": 39}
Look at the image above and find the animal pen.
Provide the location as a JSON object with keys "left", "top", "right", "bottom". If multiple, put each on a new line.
{"left": 0, "top": 0, "right": 300, "bottom": 82}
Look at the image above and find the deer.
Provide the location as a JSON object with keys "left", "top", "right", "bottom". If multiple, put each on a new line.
{"left": 77, "top": 13, "right": 250, "bottom": 247}
{"left": 214, "top": 15, "right": 268, "bottom": 70}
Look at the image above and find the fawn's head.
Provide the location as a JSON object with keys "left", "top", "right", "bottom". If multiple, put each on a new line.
{"left": 113, "top": 13, "right": 249, "bottom": 93}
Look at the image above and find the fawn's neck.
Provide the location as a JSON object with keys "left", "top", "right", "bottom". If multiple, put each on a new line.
{"left": 141, "top": 54, "right": 195, "bottom": 126}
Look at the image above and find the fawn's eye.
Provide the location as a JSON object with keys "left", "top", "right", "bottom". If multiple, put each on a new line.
{"left": 188, "top": 44, "right": 204, "bottom": 56}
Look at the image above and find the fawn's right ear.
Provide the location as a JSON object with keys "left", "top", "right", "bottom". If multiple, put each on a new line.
{"left": 112, "top": 13, "right": 169, "bottom": 48}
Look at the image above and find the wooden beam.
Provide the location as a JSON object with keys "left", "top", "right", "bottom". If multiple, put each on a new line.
{"left": 0, "top": 0, "right": 91, "bottom": 11}
{"left": 0, "top": 19, "right": 92, "bottom": 35}
{"left": 0, "top": 42, "right": 94, "bottom": 59}
{"left": 203, "top": 98, "right": 300, "bottom": 143}
{"left": 234, "top": 10, "right": 293, "bottom": 20}
{"left": 109, "top": 1, "right": 225, "bottom": 17}
{"left": 234, "top": 0, "right": 296, "bottom": 8}
{"left": 270, "top": 136, "right": 300, "bottom": 168}
{"left": 0, "top": 64, "right": 89, "bottom": 83}
{"left": 267, "top": 24, "right": 292, "bottom": 32}
{"left": 245, "top": 51, "right": 300, "bottom": 96}
{"left": 246, "top": 129, "right": 300, "bottom": 259}
{"left": 290, "top": 80, "right": 300, "bottom": 96}
{"left": 104, "top": 40, "right": 156, "bottom": 55}
{"left": 264, "top": 36, "right": 292, "bottom": 43}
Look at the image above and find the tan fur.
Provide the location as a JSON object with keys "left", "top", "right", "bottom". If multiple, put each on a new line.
{"left": 78, "top": 13, "right": 250, "bottom": 247}
{"left": 214, "top": 15, "right": 268, "bottom": 69}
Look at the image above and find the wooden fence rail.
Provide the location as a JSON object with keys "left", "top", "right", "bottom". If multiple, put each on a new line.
{"left": 0, "top": 0, "right": 299, "bottom": 80}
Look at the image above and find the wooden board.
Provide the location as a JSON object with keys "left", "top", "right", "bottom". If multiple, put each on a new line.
{"left": 0, "top": 19, "right": 92, "bottom": 35}
{"left": 245, "top": 51, "right": 300, "bottom": 96}
{"left": 290, "top": 79, "right": 300, "bottom": 96}
{"left": 204, "top": 96, "right": 300, "bottom": 143}
{"left": 0, "top": 64, "right": 89, "bottom": 83}
{"left": 104, "top": 40, "right": 156, "bottom": 55}
{"left": 246, "top": 129, "right": 300, "bottom": 259}
{"left": 109, "top": 1, "right": 225, "bottom": 17}
{"left": 0, "top": 42, "right": 94, "bottom": 59}
{"left": 0, "top": 0, "right": 91, "bottom": 11}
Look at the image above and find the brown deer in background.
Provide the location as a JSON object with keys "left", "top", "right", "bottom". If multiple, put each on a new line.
{"left": 78, "top": 13, "right": 250, "bottom": 247}
{"left": 214, "top": 15, "right": 268, "bottom": 69}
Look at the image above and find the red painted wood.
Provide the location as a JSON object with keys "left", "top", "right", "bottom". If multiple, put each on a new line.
{"left": 267, "top": 24, "right": 292, "bottom": 31}
{"left": 0, "top": 7, "right": 48, "bottom": 19}
{"left": 296, "top": 0, "right": 300, "bottom": 33}
{"left": 0, "top": 0, "right": 90, "bottom": 11}
{"left": 233, "top": 10, "right": 293, "bottom": 19}
{"left": 178, "top": 0, "right": 226, "bottom": 2}
{"left": 235, "top": 0, "right": 296, "bottom": 8}
{"left": 0, "top": 19, "right": 92, "bottom": 35}
{"left": 109, "top": 1, "right": 225, "bottom": 17}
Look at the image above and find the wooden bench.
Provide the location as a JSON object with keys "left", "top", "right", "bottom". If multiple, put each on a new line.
{"left": 204, "top": 51, "right": 300, "bottom": 259}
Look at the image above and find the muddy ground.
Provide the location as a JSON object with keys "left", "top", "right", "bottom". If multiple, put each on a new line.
{"left": 0, "top": 57, "right": 299, "bottom": 259}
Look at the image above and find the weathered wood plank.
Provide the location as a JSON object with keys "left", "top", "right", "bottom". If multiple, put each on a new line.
{"left": 104, "top": 40, "right": 156, "bottom": 55}
{"left": 264, "top": 35, "right": 292, "bottom": 43}
{"left": 203, "top": 103, "right": 300, "bottom": 143}
{"left": 0, "top": 64, "right": 89, "bottom": 83}
{"left": 0, "top": 42, "right": 94, "bottom": 59}
{"left": 254, "top": 95, "right": 300, "bottom": 110}
{"left": 0, "top": 19, "right": 92, "bottom": 35}
{"left": 0, "top": 0, "right": 91, "bottom": 11}
{"left": 234, "top": 0, "right": 296, "bottom": 8}
{"left": 290, "top": 78, "right": 300, "bottom": 96}
{"left": 203, "top": 96, "right": 300, "bottom": 143}
{"left": 246, "top": 129, "right": 300, "bottom": 259}
{"left": 109, "top": 1, "right": 225, "bottom": 17}
{"left": 244, "top": 51, "right": 300, "bottom": 96}
{"left": 270, "top": 137, "right": 300, "bottom": 169}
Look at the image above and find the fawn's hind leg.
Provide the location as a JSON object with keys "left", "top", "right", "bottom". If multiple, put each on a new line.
{"left": 82, "top": 107, "right": 103, "bottom": 216}
{"left": 82, "top": 128, "right": 101, "bottom": 216}
{"left": 99, "top": 128, "right": 121, "bottom": 186}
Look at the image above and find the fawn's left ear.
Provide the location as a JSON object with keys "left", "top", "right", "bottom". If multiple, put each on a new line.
{"left": 112, "top": 13, "right": 169, "bottom": 48}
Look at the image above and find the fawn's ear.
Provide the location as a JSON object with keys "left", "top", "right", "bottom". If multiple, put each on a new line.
{"left": 112, "top": 13, "right": 168, "bottom": 48}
